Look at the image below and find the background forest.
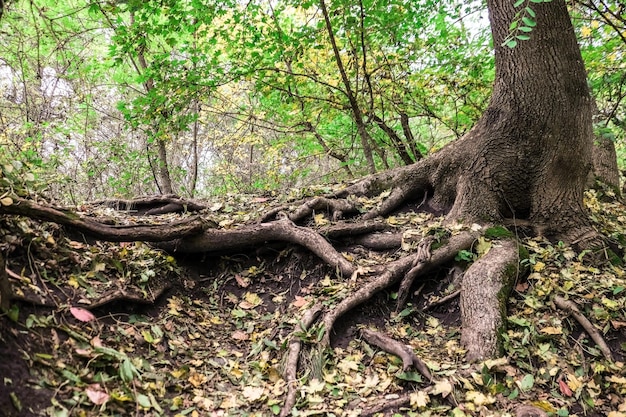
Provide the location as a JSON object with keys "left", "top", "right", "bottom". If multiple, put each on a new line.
{"left": 0, "top": 0, "right": 623, "bottom": 202}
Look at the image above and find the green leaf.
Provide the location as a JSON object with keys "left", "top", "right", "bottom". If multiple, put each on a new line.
{"left": 522, "top": 17, "right": 537, "bottom": 27}
{"left": 525, "top": 6, "right": 536, "bottom": 17}
{"left": 519, "top": 26, "right": 533, "bottom": 33}
{"left": 516, "top": 34, "right": 531, "bottom": 41}
{"left": 7, "top": 305, "right": 19, "bottom": 322}
{"left": 513, "top": 0, "right": 524, "bottom": 7}
{"left": 505, "top": 39, "right": 518, "bottom": 48}
{"left": 396, "top": 371, "right": 423, "bottom": 382}
{"left": 520, "top": 374, "right": 535, "bottom": 391}
{"left": 136, "top": 393, "right": 151, "bottom": 408}
{"left": 120, "top": 358, "right": 138, "bottom": 382}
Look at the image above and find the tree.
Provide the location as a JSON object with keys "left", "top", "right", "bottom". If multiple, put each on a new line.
{"left": 0, "top": 0, "right": 622, "bottom": 414}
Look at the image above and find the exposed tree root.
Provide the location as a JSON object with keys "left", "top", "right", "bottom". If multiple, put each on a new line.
{"left": 82, "top": 283, "right": 172, "bottom": 310}
{"left": 280, "top": 304, "right": 323, "bottom": 417}
{"left": 554, "top": 295, "right": 613, "bottom": 361}
{"left": 0, "top": 196, "right": 208, "bottom": 242}
{"left": 460, "top": 239, "right": 521, "bottom": 361}
{"left": 1, "top": 197, "right": 355, "bottom": 278}
{"left": 352, "top": 390, "right": 414, "bottom": 416}
{"left": 158, "top": 217, "right": 355, "bottom": 277}
{"left": 360, "top": 328, "right": 432, "bottom": 380}
{"left": 343, "top": 233, "right": 402, "bottom": 251}
{"left": 320, "top": 231, "right": 477, "bottom": 346}
{"left": 320, "top": 219, "right": 390, "bottom": 239}
{"left": 397, "top": 236, "right": 435, "bottom": 308}
{"left": 86, "top": 194, "right": 208, "bottom": 214}
{"left": 288, "top": 196, "right": 361, "bottom": 223}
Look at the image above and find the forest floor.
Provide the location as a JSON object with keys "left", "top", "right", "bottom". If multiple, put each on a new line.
{"left": 2, "top": 187, "right": 626, "bottom": 417}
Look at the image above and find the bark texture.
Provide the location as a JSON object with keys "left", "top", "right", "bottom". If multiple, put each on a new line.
{"left": 460, "top": 239, "right": 520, "bottom": 361}
{"left": 591, "top": 136, "right": 620, "bottom": 193}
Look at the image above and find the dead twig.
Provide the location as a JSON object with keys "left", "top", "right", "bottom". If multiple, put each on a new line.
{"left": 423, "top": 289, "right": 461, "bottom": 312}
{"left": 554, "top": 295, "right": 613, "bottom": 361}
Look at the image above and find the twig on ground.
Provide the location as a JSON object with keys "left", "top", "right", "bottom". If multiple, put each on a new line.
{"left": 423, "top": 289, "right": 461, "bottom": 311}
{"left": 554, "top": 295, "right": 613, "bottom": 361}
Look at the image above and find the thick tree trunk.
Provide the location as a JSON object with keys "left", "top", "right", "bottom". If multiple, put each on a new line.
{"left": 443, "top": 0, "right": 594, "bottom": 243}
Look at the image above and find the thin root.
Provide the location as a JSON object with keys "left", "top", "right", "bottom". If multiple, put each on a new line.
{"left": 554, "top": 295, "right": 613, "bottom": 361}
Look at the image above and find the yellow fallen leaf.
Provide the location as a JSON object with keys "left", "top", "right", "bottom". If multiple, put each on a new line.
{"left": 533, "top": 261, "right": 546, "bottom": 272}
{"left": 170, "top": 368, "right": 188, "bottom": 379}
{"left": 607, "top": 375, "right": 626, "bottom": 384}
{"left": 307, "top": 378, "right": 325, "bottom": 393}
{"left": 540, "top": 326, "right": 562, "bottom": 335}
{"left": 239, "top": 292, "right": 262, "bottom": 309}
{"left": 432, "top": 379, "right": 453, "bottom": 397}
{"left": 410, "top": 391, "right": 429, "bottom": 408}
{"left": 465, "top": 391, "right": 495, "bottom": 406}
{"left": 187, "top": 371, "right": 207, "bottom": 388}
{"left": 314, "top": 213, "right": 329, "bottom": 226}
{"left": 566, "top": 373, "right": 583, "bottom": 391}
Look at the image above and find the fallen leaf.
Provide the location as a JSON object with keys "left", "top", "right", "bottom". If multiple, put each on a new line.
{"left": 234, "top": 274, "right": 250, "bottom": 288}
{"left": 70, "top": 307, "right": 96, "bottom": 322}
{"left": 611, "top": 320, "right": 626, "bottom": 329}
{"left": 410, "top": 390, "right": 430, "bottom": 408}
{"left": 242, "top": 386, "right": 264, "bottom": 402}
{"left": 90, "top": 335, "right": 102, "bottom": 347}
{"left": 432, "top": 379, "right": 453, "bottom": 397}
{"left": 239, "top": 292, "right": 262, "bottom": 309}
{"left": 558, "top": 379, "right": 573, "bottom": 397}
{"left": 188, "top": 371, "right": 207, "bottom": 387}
{"left": 232, "top": 330, "right": 249, "bottom": 341}
{"left": 85, "top": 385, "right": 109, "bottom": 405}
{"left": 292, "top": 295, "right": 308, "bottom": 308}
{"left": 540, "top": 326, "right": 562, "bottom": 335}
{"left": 465, "top": 390, "right": 496, "bottom": 406}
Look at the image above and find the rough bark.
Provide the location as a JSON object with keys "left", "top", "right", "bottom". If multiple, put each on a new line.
{"left": 590, "top": 135, "right": 620, "bottom": 193}
{"left": 0, "top": 196, "right": 208, "bottom": 242}
{"left": 460, "top": 239, "right": 520, "bottom": 361}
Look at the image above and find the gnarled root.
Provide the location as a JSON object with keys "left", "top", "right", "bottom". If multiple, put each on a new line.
{"left": 360, "top": 328, "right": 432, "bottom": 380}
{"left": 460, "top": 239, "right": 521, "bottom": 361}
{"left": 280, "top": 304, "right": 323, "bottom": 417}
{"left": 320, "top": 231, "right": 477, "bottom": 346}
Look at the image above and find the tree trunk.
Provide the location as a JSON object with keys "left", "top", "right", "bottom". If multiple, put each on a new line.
{"left": 443, "top": 0, "right": 595, "bottom": 358}
{"left": 442, "top": 0, "right": 594, "bottom": 243}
